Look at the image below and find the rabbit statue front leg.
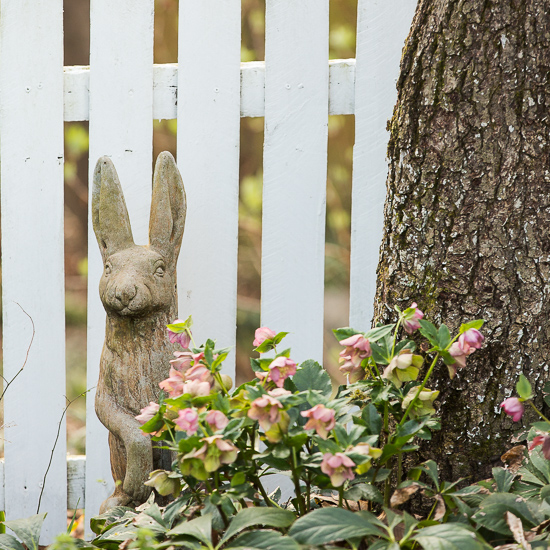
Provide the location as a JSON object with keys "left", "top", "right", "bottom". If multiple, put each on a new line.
{"left": 96, "top": 387, "right": 154, "bottom": 512}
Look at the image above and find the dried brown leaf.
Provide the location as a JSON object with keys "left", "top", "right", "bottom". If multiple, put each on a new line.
{"left": 505, "top": 511, "right": 531, "bottom": 549}
{"left": 433, "top": 494, "right": 446, "bottom": 521}
{"left": 390, "top": 483, "right": 420, "bottom": 507}
{"left": 501, "top": 445, "right": 526, "bottom": 473}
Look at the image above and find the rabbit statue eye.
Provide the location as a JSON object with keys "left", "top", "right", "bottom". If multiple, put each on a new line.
{"left": 105, "top": 263, "right": 112, "bottom": 276}
{"left": 154, "top": 263, "right": 166, "bottom": 277}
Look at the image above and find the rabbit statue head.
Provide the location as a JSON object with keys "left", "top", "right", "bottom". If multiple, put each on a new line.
{"left": 92, "top": 152, "right": 186, "bottom": 512}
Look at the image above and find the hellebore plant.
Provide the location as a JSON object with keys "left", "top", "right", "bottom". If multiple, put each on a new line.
{"left": 135, "top": 306, "right": 487, "bottom": 524}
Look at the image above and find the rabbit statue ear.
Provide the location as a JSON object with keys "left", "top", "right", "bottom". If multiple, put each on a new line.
{"left": 92, "top": 156, "right": 135, "bottom": 261}
{"left": 148, "top": 152, "right": 186, "bottom": 264}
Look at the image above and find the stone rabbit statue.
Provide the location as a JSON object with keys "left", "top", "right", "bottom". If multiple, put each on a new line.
{"left": 92, "top": 152, "right": 186, "bottom": 512}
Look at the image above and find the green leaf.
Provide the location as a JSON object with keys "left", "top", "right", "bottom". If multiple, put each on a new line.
{"left": 166, "top": 315, "right": 193, "bottom": 333}
{"left": 370, "top": 342, "right": 390, "bottom": 365}
{"left": 364, "top": 324, "right": 396, "bottom": 343}
{"left": 492, "top": 467, "right": 514, "bottom": 493}
{"left": 293, "top": 360, "right": 332, "bottom": 396}
{"left": 529, "top": 447, "right": 550, "bottom": 483}
{"left": 437, "top": 325, "right": 451, "bottom": 349}
{"left": 89, "top": 507, "right": 135, "bottom": 535}
{"left": 418, "top": 320, "right": 439, "bottom": 348}
{"left": 167, "top": 514, "right": 212, "bottom": 546}
{"left": 225, "top": 530, "right": 300, "bottom": 550}
{"left": 0, "top": 534, "right": 24, "bottom": 550}
{"left": 220, "top": 508, "right": 296, "bottom": 545}
{"left": 231, "top": 472, "right": 246, "bottom": 487}
{"left": 516, "top": 374, "right": 533, "bottom": 400}
{"left": 4, "top": 513, "right": 46, "bottom": 550}
{"left": 459, "top": 320, "right": 484, "bottom": 333}
{"left": 333, "top": 327, "right": 359, "bottom": 342}
{"left": 344, "top": 483, "right": 383, "bottom": 504}
{"left": 379, "top": 443, "right": 401, "bottom": 464}
{"left": 411, "top": 523, "right": 486, "bottom": 550}
{"left": 472, "top": 493, "right": 537, "bottom": 535}
{"left": 288, "top": 508, "right": 382, "bottom": 545}
{"left": 361, "top": 403, "right": 382, "bottom": 436}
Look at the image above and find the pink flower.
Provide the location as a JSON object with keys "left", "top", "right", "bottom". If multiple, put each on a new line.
{"left": 248, "top": 395, "right": 284, "bottom": 431}
{"left": 181, "top": 379, "right": 211, "bottom": 397}
{"left": 501, "top": 397, "right": 525, "bottom": 422}
{"left": 159, "top": 367, "right": 185, "bottom": 397}
{"left": 135, "top": 402, "right": 160, "bottom": 425}
{"left": 170, "top": 351, "right": 193, "bottom": 371}
{"left": 174, "top": 408, "right": 199, "bottom": 435}
{"left": 268, "top": 388, "right": 291, "bottom": 398}
{"left": 321, "top": 453, "right": 355, "bottom": 487}
{"left": 267, "top": 356, "right": 297, "bottom": 387}
{"left": 301, "top": 404, "right": 336, "bottom": 439}
{"left": 448, "top": 329, "right": 483, "bottom": 377}
{"left": 338, "top": 334, "right": 370, "bottom": 382}
{"left": 253, "top": 327, "right": 277, "bottom": 348}
{"left": 206, "top": 410, "right": 229, "bottom": 431}
{"left": 402, "top": 303, "right": 424, "bottom": 334}
{"left": 459, "top": 329, "right": 484, "bottom": 353}
{"left": 530, "top": 435, "right": 550, "bottom": 459}
{"left": 192, "top": 435, "right": 238, "bottom": 472}
{"left": 185, "top": 363, "right": 214, "bottom": 385}
{"left": 167, "top": 319, "right": 191, "bottom": 348}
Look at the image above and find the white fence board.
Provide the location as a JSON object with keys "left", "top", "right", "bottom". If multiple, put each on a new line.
{"left": 177, "top": 0, "right": 241, "bottom": 375}
{"left": 261, "top": 0, "right": 330, "bottom": 363}
{"left": 349, "top": 0, "right": 417, "bottom": 329}
{"left": 87, "top": 0, "right": 155, "bottom": 526}
{"left": 0, "top": 0, "right": 67, "bottom": 541}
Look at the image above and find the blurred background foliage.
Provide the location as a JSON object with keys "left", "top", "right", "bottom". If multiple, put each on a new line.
{"left": 14, "top": 0, "right": 359, "bottom": 456}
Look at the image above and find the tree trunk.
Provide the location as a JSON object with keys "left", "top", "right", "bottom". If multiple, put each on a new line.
{"left": 374, "top": 0, "right": 550, "bottom": 481}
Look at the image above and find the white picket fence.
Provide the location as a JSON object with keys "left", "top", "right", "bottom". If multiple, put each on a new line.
{"left": 0, "top": 0, "right": 417, "bottom": 541}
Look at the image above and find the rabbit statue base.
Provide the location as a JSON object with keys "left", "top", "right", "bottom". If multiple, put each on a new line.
{"left": 92, "top": 152, "right": 186, "bottom": 512}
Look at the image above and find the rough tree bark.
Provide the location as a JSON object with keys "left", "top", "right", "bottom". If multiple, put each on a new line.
{"left": 374, "top": 0, "right": 550, "bottom": 481}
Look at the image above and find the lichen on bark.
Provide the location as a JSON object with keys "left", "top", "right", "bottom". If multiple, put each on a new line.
{"left": 374, "top": 0, "right": 550, "bottom": 480}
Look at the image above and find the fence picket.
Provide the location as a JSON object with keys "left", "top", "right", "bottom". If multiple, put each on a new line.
{"left": 261, "top": 0, "right": 330, "bottom": 363}
{"left": 349, "top": 0, "right": 417, "bottom": 329}
{"left": 0, "top": 0, "right": 66, "bottom": 541}
{"left": 177, "top": 0, "right": 241, "bottom": 376}
{"left": 86, "top": 0, "right": 155, "bottom": 525}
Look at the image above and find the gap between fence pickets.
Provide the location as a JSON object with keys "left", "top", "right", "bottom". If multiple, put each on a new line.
{"left": 63, "top": 59, "right": 356, "bottom": 122}
{"left": 0, "top": 456, "right": 85, "bottom": 511}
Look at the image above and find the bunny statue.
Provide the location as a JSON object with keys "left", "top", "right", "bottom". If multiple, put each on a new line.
{"left": 92, "top": 152, "right": 186, "bottom": 512}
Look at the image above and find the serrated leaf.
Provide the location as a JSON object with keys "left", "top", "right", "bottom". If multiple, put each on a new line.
{"left": 412, "top": 523, "right": 486, "bottom": 550}
{"left": 344, "top": 483, "right": 383, "bottom": 504}
{"left": 371, "top": 342, "right": 390, "bottom": 365}
{"left": 293, "top": 360, "right": 332, "bottom": 396}
{"left": 4, "top": 513, "right": 46, "bottom": 550}
{"left": 220, "top": 508, "right": 295, "bottom": 545}
{"left": 288, "top": 508, "right": 382, "bottom": 544}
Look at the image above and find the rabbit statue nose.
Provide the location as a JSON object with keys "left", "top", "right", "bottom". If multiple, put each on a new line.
{"left": 115, "top": 284, "right": 138, "bottom": 306}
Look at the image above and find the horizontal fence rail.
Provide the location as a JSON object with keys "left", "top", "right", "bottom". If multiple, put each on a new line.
{"left": 63, "top": 60, "right": 356, "bottom": 121}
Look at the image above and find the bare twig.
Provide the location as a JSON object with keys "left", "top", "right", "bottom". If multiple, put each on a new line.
{"left": 37, "top": 387, "right": 95, "bottom": 513}
{"left": 0, "top": 302, "right": 36, "bottom": 403}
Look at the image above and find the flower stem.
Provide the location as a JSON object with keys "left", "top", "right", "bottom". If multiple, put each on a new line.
{"left": 391, "top": 319, "right": 403, "bottom": 358}
{"left": 529, "top": 401, "right": 550, "bottom": 424}
{"left": 398, "top": 352, "right": 440, "bottom": 428}
{"left": 291, "top": 447, "right": 307, "bottom": 515}
{"left": 213, "top": 372, "right": 229, "bottom": 396}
